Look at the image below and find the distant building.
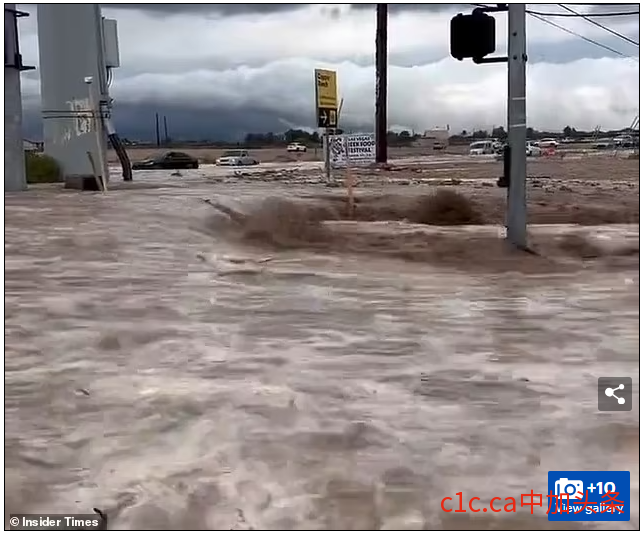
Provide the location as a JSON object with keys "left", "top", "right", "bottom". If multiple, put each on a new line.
{"left": 414, "top": 126, "right": 450, "bottom": 150}
{"left": 23, "top": 139, "right": 43, "bottom": 153}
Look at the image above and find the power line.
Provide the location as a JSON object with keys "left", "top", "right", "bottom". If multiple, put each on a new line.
{"left": 471, "top": 4, "right": 640, "bottom": 18}
{"left": 528, "top": 12, "right": 638, "bottom": 60}
{"left": 557, "top": 4, "right": 639, "bottom": 46}
{"left": 526, "top": 9, "right": 640, "bottom": 18}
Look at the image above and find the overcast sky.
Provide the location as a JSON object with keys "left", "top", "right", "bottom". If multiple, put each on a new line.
{"left": 18, "top": 3, "right": 640, "bottom": 140}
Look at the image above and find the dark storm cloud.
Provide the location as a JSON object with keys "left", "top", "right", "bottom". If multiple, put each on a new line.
{"left": 349, "top": 4, "right": 466, "bottom": 13}
{"left": 105, "top": 3, "right": 465, "bottom": 17}
{"left": 105, "top": 4, "right": 309, "bottom": 17}
{"left": 22, "top": 101, "right": 331, "bottom": 142}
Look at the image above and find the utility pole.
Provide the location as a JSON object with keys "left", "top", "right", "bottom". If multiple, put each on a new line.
{"left": 155, "top": 113, "right": 161, "bottom": 146}
{"left": 163, "top": 115, "right": 169, "bottom": 144}
{"left": 506, "top": 4, "right": 527, "bottom": 249}
{"left": 375, "top": 3, "right": 388, "bottom": 163}
{"left": 4, "top": 4, "right": 32, "bottom": 192}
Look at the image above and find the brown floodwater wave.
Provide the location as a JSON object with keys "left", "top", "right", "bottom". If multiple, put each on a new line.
{"left": 202, "top": 196, "right": 639, "bottom": 274}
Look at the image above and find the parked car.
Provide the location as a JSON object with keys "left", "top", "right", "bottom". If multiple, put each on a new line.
{"left": 215, "top": 150, "right": 260, "bottom": 166}
{"left": 132, "top": 151, "right": 199, "bottom": 170}
{"left": 287, "top": 142, "right": 307, "bottom": 153}
{"left": 469, "top": 140, "right": 496, "bottom": 155}
{"left": 537, "top": 138, "right": 559, "bottom": 148}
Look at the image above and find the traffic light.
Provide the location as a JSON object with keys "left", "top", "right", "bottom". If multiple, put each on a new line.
{"left": 450, "top": 11, "right": 496, "bottom": 62}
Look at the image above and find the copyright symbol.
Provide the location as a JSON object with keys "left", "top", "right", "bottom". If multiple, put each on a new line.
{"left": 9, "top": 517, "right": 20, "bottom": 527}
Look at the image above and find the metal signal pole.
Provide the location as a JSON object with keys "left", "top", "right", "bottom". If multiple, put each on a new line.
{"left": 506, "top": 4, "right": 527, "bottom": 249}
{"left": 375, "top": 3, "right": 388, "bottom": 163}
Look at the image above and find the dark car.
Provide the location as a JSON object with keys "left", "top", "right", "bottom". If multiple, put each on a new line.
{"left": 132, "top": 151, "right": 199, "bottom": 170}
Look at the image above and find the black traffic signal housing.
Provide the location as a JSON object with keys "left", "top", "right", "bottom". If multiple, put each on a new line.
{"left": 450, "top": 5, "right": 507, "bottom": 65}
{"left": 450, "top": 11, "right": 495, "bottom": 62}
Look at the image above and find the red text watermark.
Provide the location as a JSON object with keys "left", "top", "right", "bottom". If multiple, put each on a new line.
{"left": 441, "top": 491, "right": 625, "bottom": 515}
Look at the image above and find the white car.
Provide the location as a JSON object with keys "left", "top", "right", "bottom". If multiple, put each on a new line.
{"left": 493, "top": 142, "right": 542, "bottom": 160}
{"left": 526, "top": 141, "right": 542, "bottom": 156}
{"left": 537, "top": 138, "right": 559, "bottom": 148}
{"left": 469, "top": 140, "right": 496, "bottom": 155}
{"left": 286, "top": 143, "right": 307, "bottom": 152}
{"left": 215, "top": 150, "right": 260, "bottom": 166}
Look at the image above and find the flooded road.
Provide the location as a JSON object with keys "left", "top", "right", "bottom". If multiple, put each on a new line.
{"left": 4, "top": 178, "right": 639, "bottom": 529}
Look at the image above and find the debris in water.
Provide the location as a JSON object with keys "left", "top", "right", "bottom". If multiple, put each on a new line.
{"left": 93, "top": 508, "right": 108, "bottom": 530}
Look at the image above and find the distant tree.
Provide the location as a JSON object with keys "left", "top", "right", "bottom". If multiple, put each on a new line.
{"left": 399, "top": 130, "right": 411, "bottom": 138}
{"left": 563, "top": 125, "right": 574, "bottom": 138}
{"left": 472, "top": 129, "right": 489, "bottom": 139}
{"left": 526, "top": 127, "right": 535, "bottom": 139}
{"left": 491, "top": 126, "right": 507, "bottom": 139}
{"left": 461, "top": 130, "right": 467, "bottom": 136}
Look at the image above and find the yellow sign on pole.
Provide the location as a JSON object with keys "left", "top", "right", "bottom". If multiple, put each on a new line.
{"left": 314, "top": 69, "right": 338, "bottom": 128}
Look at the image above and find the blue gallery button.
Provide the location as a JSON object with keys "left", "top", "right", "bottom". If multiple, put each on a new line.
{"left": 548, "top": 471, "right": 630, "bottom": 521}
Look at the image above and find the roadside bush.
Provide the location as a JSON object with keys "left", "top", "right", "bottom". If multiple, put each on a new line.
{"left": 25, "top": 152, "right": 62, "bottom": 184}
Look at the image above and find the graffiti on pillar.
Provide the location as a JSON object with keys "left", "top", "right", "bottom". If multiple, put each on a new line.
{"left": 67, "top": 98, "right": 93, "bottom": 136}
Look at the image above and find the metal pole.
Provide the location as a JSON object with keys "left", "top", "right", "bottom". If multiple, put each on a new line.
{"left": 324, "top": 128, "right": 331, "bottom": 180}
{"left": 375, "top": 3, "right": 388, "bottom": 163}
{"left": 506, "top": 4, "right": 527, "bottom": 249}
{"left": 4, "top": 4, "right": 28, "bottom": 192}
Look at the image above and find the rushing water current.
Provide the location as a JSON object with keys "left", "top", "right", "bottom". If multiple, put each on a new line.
{"left": 4, "top": 178, "right": 639, "bottom": 530}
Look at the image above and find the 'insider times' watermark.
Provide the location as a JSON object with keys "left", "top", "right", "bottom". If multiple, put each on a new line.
{"left": 8, "top": 514, "right": 104, "bottom": 530}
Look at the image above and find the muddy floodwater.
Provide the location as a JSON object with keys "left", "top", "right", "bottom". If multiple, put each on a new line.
{"left": 4, "top": 175, "right": 640, "bottom": 530}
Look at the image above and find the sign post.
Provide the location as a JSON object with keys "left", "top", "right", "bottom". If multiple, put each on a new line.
{"left": 314, "top": 69, "right": 339, "bottom": 182}
{"left": 327, "top": 132, "right": 375, "bottom": 218}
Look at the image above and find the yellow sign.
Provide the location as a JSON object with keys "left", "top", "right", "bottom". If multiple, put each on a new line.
{"left": 314, "top": 69, "right": 338, "bottom": 110}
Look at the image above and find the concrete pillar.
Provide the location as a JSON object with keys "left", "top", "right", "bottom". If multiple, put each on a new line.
{"left": 37, "top": 4, "right": 109, "bottom": 189}
{"left": 4, "top": 4, "right": 28, "bottom": 192}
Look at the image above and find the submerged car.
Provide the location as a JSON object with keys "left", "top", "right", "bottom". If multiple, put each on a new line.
{"left": 132, "top": 151, "right": 199, "bottom": 170}
{"left": 215, "top": 150, "right": 260, "bottom": 166}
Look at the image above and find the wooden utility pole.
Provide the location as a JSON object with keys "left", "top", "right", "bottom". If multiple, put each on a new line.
{"left": 375, "top": 3, "right": 388, "bottom": 163}
{"left": 155, "top": 112, "right": 161, "bottom": 146}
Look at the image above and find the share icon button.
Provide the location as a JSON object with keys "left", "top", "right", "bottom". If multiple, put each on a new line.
{"left": 598, "top": 377, "right": 632, "bottom": 412}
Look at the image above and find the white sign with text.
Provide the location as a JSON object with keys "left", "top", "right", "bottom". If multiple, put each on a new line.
{"left": 327, "top": 133, "right": 376, "bottom": 167}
